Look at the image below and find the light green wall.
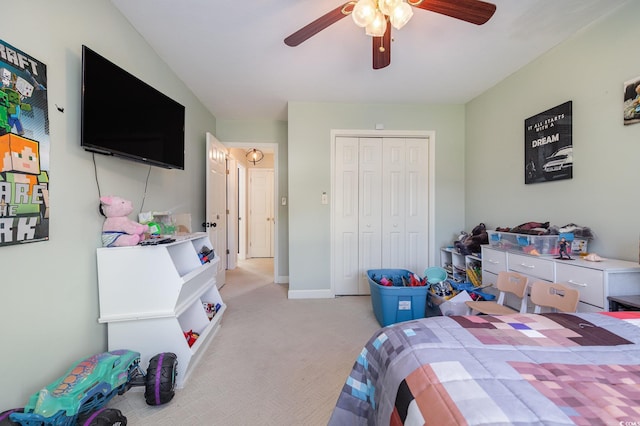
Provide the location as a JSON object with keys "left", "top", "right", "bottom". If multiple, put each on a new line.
{"left": 287, "top": 102, "right": 466, "bottom": 292}
{"left": 465, "top": 1, "right": 640, "bottom": 261}
{"left": 3, "top": 0, "right": 638, "bottom": 412}
{"left": 216, "top": 119, "right": 289, "bottom": 278}
{"left": 0, "top": 0, "right": 216, "bottom": 407}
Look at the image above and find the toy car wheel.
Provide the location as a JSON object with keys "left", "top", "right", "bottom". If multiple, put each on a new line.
{"left": 144, "top": 352, "right": 178, "bottom": 405}
{"left": 77, "top": 407, "right": 127, "bottom": 426}
{"left": 0, "top": 409, "right": 23, "bottom": 426}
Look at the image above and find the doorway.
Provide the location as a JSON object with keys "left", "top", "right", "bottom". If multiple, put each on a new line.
{"left": 224, "top": 142, "right": 279, "bottom": 283}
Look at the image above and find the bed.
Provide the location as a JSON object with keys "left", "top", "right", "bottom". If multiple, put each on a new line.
{"left": 329, "top": 311, "right": 640, "bottom": 425}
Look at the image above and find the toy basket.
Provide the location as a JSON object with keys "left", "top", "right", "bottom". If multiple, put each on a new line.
{"left": 367, "top": 269, "right": 428, "bottom": 327}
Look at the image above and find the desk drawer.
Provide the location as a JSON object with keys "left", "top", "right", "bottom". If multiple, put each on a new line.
{"left": 482, "top": 248, "right": 507, "bottom": 275}
{"left": 508, "top": 253, "right": 554, "bottom": 281}
{"left": 556, "top": 263, "right": 604, "bottom": 309}
{"left": 481, "top": 270, "right": 498, "bottom": 288}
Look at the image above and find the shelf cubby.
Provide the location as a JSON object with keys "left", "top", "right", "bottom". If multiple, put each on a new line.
{"left": 97, "top": 232, "right": 224, "bottom": 388}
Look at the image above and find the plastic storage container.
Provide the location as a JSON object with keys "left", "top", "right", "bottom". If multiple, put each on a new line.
{"left": 487, "top": 231, "right": 586, "bottom": 256}
{"left": 561, "top": 232, "right": 589, "bottom": 255}
{"left": 367, "top": 269, "right": 429, "bottom": 327}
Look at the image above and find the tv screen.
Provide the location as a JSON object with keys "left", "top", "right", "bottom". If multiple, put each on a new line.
{"left": 81, "top": 45, "right": 185, "bottom": 169}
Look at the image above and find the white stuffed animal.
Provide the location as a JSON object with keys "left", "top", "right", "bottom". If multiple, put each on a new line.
{"left": 100, "top": 196, "right": 148, "bottom": 247}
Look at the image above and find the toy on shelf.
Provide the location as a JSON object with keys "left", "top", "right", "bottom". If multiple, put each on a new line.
{"left": 466, "top": 265, "right": 482, "bottom": 287}
{"left": 138, "top": 211, "right": 177, "bottom": 236}
{"left": 100, "top": 196, "right": 149, "bottom": 247}
{"left": 202, "top": 302, "right": 222, "bottom": 320}
{"left": 183, "top": 330, "right": 200, "bottom": 347}
{"left": 198, "top": 246, "right": 215, "bottom": 264}
{"left": 1, "top": 350, "right": 177, "bottom": 426}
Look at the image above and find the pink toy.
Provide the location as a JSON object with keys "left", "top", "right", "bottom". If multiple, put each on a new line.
{"left": 100, "top": 196, "right": 149, "bottom": 247}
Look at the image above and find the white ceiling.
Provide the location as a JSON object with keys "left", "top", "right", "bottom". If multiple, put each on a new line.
{"left": 110, "top": 0, "right": 629, "bottom": 121}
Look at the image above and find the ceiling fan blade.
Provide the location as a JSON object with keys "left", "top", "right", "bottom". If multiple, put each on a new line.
{"left": 284, "top": 2, "right": 355, "bottom": 47}
{"left": 410, "top": 0, "right": 496, "bottom": 25}
{"left": 372, "top": 26, "right": 391, "bottom": 70}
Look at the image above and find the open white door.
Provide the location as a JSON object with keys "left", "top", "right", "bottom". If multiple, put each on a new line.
{"left": 206, "top": 132, "right": 227, "bottom": 288}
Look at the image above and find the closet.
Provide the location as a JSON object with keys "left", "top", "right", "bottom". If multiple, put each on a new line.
{"left": 333, "top": 136, "right": 430, "bottom": 295}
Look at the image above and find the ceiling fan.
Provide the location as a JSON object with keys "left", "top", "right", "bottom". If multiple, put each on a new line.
{"left": 284, "top": 0, "right": 496, "bottom": 70}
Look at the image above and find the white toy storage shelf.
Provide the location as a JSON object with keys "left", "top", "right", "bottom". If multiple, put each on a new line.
{"left": 96, "top": 232, "right": 225, "bottom": 388}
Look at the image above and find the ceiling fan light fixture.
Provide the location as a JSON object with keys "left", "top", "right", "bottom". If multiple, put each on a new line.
{"left": 352, "top": 0, "right": 377, "bottom": 27}
{"left": 378, "top": 0, "right": 401, "bottom": 16}
{"left": 365, "top": 10, "right": 387, "bottom": 37}
{"left": 390, "top": 1, "right": 413, "bottom": 29}
{"left": 284, "top": 0, "right": 497, "bottom": 69}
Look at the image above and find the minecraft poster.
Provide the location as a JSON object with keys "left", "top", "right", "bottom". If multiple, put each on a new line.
{"left": 0, "top": 39, "right": 49, "bottom": 246}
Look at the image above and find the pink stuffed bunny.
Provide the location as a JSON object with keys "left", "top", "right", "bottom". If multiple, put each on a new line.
{"left": 100, "top": 196, "right": 148, "bottom": 247}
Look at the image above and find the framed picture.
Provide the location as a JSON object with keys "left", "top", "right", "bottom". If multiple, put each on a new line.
{"left": 624, "top": 76, "right": 640, "bottom": 125}
{"left": 524, "top": 101, "right": 572, "bottom": 184}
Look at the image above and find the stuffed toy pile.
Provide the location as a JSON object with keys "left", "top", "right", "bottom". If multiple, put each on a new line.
{"left": 100, "top": 195, "right": 148, "bottom": 247}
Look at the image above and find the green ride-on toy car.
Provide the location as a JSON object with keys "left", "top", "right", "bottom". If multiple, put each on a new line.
{"left": 0, "top": 349, "right": 177, "bottom": 426}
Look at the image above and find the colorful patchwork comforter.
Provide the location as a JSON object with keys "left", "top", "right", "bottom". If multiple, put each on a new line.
{"left": 329, "top": 312, "right": 640, "bottom": 425}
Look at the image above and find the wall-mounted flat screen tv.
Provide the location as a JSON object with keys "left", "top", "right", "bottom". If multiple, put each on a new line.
{"left": 81, "top": 45, "right": 185, "bottom": 169}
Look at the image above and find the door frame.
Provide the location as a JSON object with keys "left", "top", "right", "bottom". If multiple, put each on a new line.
{"left": 223, "top": 141, "right": 280, "bottom": 282}
{"left": 330, "top": 129, "right": 436, "bottom": 297}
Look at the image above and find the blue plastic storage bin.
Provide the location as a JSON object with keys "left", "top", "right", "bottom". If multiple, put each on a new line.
{"left": 367, "top": 269, "right": 429, "bottom": 327}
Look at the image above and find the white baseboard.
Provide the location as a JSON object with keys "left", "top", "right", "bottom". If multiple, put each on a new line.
{"left": 275, "top": 275, "right": 289, "bottom": 284}
{"left": 287, "top": 288, "right": 334, "bottom": 299}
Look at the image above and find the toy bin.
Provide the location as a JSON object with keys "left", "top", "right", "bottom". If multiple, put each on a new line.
{"left": 488, "top": 231, "right": 568, "bottom": 256}
{"left": 559, "top": 232, "right": 589, "bottom": 255}
{"left": 367, "top": 269, "right": 429, "bottom": 327}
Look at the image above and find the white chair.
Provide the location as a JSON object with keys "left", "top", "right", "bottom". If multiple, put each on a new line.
{"left": 466, "top": 271, "right": 528, "bottom": 315}
{"left": 529, "top": 281, "right": 579, "bottom": 313}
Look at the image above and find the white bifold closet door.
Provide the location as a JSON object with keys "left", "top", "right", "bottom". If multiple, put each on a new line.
{"left": 333, "top": 136, "right": 429, "bottom": 296}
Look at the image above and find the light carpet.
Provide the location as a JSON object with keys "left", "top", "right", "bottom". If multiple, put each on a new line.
{"left": 108, "top": 259, "right": 380, "bottom": 425}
